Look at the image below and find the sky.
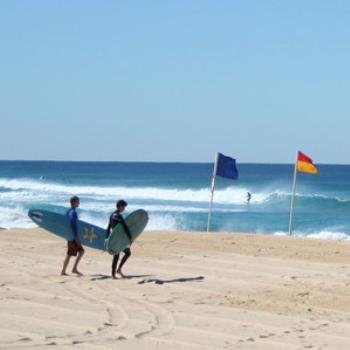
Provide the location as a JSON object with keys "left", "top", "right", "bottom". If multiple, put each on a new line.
{"left": 0, "top": 0, "right": 349, "bottom": 163}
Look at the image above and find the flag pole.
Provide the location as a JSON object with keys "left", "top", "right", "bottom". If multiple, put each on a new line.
{"left": 207, "top": 152, "right": 219, "bottom": 232}
{"left": 288, "top": 151, "right": 298, "bottom": 236}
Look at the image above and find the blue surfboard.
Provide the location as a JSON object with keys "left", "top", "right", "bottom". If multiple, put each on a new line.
{"left": 28, "top": 209, "right": 106, "bottom": 251}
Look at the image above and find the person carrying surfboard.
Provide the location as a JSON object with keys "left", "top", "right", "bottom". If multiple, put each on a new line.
{"left": 105, "top": 200, "right": 133, "bottom": 279}
{"left": 61, "top": 196, "right": 85, "bottom": 276}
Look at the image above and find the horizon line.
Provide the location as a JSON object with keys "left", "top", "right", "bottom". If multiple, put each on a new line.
{"left": 1, "top": 159, "right": 350, "bottom": 166}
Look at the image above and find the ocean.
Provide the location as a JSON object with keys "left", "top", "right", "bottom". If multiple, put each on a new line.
{"left": 1, "top": 161, "right": 350, "bottom": 240}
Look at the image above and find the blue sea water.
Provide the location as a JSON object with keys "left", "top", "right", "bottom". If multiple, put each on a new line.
{"left": 0, "top": 161, "right": 350, "bottom": 239}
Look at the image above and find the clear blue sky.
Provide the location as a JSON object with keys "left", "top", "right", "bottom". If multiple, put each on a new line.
{"left": 1, "top": 1, "right": 349, "bottom": 163}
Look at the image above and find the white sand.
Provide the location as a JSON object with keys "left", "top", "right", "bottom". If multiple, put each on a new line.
{"left": 1, "top": 228, "right": 350, "bottom": 349}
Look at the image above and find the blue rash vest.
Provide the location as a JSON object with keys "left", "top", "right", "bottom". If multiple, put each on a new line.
{"left": 66, "top": 208, "right": 78, "bottom": 239}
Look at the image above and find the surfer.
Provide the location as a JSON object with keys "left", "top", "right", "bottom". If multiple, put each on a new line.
{"left": 61, "top": 196, "right": 85, "bottom": 276}
{"left": 247, "top": 192, "right": 252, "bottom": 204}
{"left": 105, "top": 200, "right": 133, "bottom": 279}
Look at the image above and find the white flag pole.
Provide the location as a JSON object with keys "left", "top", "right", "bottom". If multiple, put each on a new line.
{"left": 207, "top": 152, "right": 219, "bottom": 232}
{"left": 288, "top": 151, "right": 298, "bottom": 236}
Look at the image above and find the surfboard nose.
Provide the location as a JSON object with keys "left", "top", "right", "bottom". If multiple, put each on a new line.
{"left": 28, "top": 210, "right": 44, "bottom": 223}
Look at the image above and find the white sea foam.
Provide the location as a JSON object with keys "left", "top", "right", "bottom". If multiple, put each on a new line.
{"left": 306, "top": 231, "right": 350, "bottom": 240}
{"left": 274, "top": 230, "right": 350, "bottom": 241}
{"left": 79, "top": 211, "right": 179, "bottom": 231}
{"left": 147, "top": 213, "right": 180, "bottom": 231}
{"left": 0, "top": 202, "right": 183, "bottom": 232}
{"left": 81, "top": 202, "right": 244, "bottom": 214}
{"left": 2, "top": 178, "right": 348, "bottom": 207}
{"left": 0, "top": 206, "right": 35, "bottom": 229}
{"left": 0, "top": 178, "right": 255, "bottom": 204}
{"left": 79, "top": 212, "right": 109, "bottom": 229}
{"left": 0, "top": 190, "right": 53, "bottom": 202}
{"left": 1, "top": 199, "right": 348, "bottom": 240}
{"left": 1, "top": 177, "right": 349, "bottom": 234}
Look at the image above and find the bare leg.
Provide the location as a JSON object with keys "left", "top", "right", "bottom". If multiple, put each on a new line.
{"left": 72, "top": 250, "right": 85, "bottom": 275}
{"left": 116, "top": 249, "right": 131, "bottom": 278}
{"left": 61, "top": 255, "right": 71, "bottom": 275}
{"left": 112, "top": 254, "right": 119, "bottom": 279}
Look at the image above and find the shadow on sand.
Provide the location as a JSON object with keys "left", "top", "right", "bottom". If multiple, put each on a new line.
{"left": 90, "top": 274, "right": 152, "bottom": 281}
{"left": 138, "top": 276, "right": 205, "bottom": 285}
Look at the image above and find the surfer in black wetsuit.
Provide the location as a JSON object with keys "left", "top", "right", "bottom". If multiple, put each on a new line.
{"left": 105, "top": 200, "right": 133, "bottom": 279}
{"left": 247, "top": 192, "right": 252, "bottom": 204}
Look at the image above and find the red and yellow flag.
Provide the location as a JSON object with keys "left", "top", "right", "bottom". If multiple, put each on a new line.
{"left": 297, "top": 151, "right": 318, "bottom": 174}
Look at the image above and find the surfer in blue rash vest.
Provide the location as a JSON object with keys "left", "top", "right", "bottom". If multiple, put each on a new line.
{"left": 61, "top": 196, "right": 85, "bottom": 276}
{"left": 105, "top": 200, "right": 133, "bottom": 279}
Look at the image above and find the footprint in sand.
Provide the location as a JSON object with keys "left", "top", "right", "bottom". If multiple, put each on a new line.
{"left": 19, "top": 337, "right": 32, "bottom": 342}
{"left": 309, "top": 323, "right": 329, "bottom": 331}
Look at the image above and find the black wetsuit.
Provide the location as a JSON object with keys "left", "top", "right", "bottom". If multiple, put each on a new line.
{"left": 106, "top": 211, "right": 132, "bottom": 276}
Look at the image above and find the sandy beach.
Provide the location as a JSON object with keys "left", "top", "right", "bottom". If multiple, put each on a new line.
{"left": 1, "top": 228, "right": 350, "bottom": 349}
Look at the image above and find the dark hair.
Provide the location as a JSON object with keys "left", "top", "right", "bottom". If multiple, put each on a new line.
{"left": 70, "top": 196, "right": 80, "bottom": 205}
{"left": 116, "top": 199, "right": 128, "bottom": 208}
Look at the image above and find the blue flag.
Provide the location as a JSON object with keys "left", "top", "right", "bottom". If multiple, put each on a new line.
{"left": 216, "top": 153, "right": 238, "bottom": 179}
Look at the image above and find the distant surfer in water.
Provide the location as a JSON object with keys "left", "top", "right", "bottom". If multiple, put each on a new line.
{"left": 247, "top": 192, "right": 252, "bottom": 204}
{"left": 105, "top": 200, "right": 133, "bottom": 279}
{"left": 61, "top": 196, "right": 85, "bottom": 276}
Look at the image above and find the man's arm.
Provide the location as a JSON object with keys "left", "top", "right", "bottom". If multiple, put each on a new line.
{"left": 105, "top": 220, "right": 111, "bottom": 239}
{"left": 119, "top": 218, "right": 133, "bottom": 245}
{"left": 71, "top": 221, "right": 78, "bottom": 239}
{"left": 69, "top": 211, "right": 79, "bottom": 243}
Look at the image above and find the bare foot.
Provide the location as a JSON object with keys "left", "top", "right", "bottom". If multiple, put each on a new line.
{"left": 61, "top": 272, "right": 69, "bottom": 276}
{"left": 117, "top": 270, "right": 125, "bottom": 278}
{"left": 112, "top": 275, "right": 120, "bottom": 280}
{"left": 72, "top": 269, "right": 83, "bottom": 276}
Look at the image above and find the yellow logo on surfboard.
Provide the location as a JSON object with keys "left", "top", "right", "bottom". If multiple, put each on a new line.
{"left": 84, "top": 227, "right": 98, "bottom": 243}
